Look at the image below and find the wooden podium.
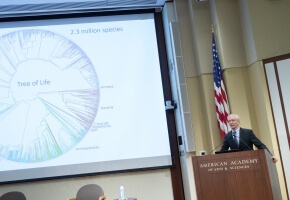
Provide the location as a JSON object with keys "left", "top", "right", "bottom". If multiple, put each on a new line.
{"left": 192, "top": 149, "right": 282, "bottom": 200}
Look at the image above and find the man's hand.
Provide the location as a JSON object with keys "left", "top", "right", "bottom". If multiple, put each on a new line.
{"left": 272, "top": 156, "right": 278, "bottom": 163}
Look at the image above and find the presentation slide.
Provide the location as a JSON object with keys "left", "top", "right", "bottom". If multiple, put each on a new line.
{"left": 0, "top": 13, "right": 172, "bottom": 183}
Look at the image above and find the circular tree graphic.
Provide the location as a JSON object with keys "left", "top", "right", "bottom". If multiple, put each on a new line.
{"left": 0, "top": 29, "right": 100, "bottom": 162}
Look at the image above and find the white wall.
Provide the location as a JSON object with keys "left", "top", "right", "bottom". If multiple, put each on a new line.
{"left": 265, "top": 58, "right": 290, "bottom": 194}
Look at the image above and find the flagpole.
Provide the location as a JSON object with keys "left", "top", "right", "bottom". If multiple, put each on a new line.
{"left": 212, "top": 25, "right": 231, "bottom": 138}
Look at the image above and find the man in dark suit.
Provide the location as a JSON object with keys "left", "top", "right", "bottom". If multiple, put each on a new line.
{"left": 220, "top": 114, "right": 278, "bottom": 163}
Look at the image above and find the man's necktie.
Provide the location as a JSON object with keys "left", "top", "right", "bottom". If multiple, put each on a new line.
{"left": 233, "top": 131, "right": 239, "bottom": 147}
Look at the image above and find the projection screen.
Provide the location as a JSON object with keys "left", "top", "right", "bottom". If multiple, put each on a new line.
{"left": 0, "top": 12, "right": 172, "bottom": 183}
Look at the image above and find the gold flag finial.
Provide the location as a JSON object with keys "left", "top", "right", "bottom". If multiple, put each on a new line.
{"left": 211, "top": 25, "right": 214, "bottom": 33}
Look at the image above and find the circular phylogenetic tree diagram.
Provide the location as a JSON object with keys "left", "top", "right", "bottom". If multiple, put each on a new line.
{"left": 0, "top": 29, "right": 100, "bottom": 162}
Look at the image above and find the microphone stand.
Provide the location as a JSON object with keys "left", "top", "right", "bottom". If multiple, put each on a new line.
{"left": 208, "top": 135, "right": 233, "bottom": 155}
{"left": 233, "top": 134, "right": 252, "bottom": 150}
{"left": 233, "top": 134, "right": 273, "bottom": 156}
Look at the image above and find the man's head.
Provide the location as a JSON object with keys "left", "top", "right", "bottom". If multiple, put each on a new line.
{"left": 227, "top": 114, "right": 240, "bottom": 130}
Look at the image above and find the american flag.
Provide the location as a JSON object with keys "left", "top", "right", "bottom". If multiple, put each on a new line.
{"left": 212, "top": 33, "right": 230, "bottom": 138}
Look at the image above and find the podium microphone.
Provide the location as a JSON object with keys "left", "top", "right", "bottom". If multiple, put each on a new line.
{"left": 208, "top": 135, "right": 233, "bottom": 155}
{"left": 233, "top": 134, "right": 273, "bottom": 156}
{"left": 232, "top": 134, "right": 252, "bottom": 151}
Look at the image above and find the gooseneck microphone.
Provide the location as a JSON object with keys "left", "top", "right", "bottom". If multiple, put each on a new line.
{"left": 232, "top": 134, "right": 252, "bottom": 151}
{"left": 208, "top": 135, "right": 233, "bottom": 155}
{"left": 233, "top": 134, "right": 273, "bottom": 156}
{"left": 208, "top": 131, "right": 273, "bottom": 156}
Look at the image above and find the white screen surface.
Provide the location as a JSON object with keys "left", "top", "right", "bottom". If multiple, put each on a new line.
{"left": 0, "top": 13, "right": 172, "bottom": 183}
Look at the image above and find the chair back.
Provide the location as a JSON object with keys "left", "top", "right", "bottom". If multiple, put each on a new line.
{"left": 0, "top": 191, "right": 26, "bottom": 200}
{"left": 76, "top": 184, "right": 104, "bottom": 200}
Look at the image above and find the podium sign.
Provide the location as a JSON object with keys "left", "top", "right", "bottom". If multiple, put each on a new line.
{"left": 192, "top": 150, "right": 281, "bottom": 200}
